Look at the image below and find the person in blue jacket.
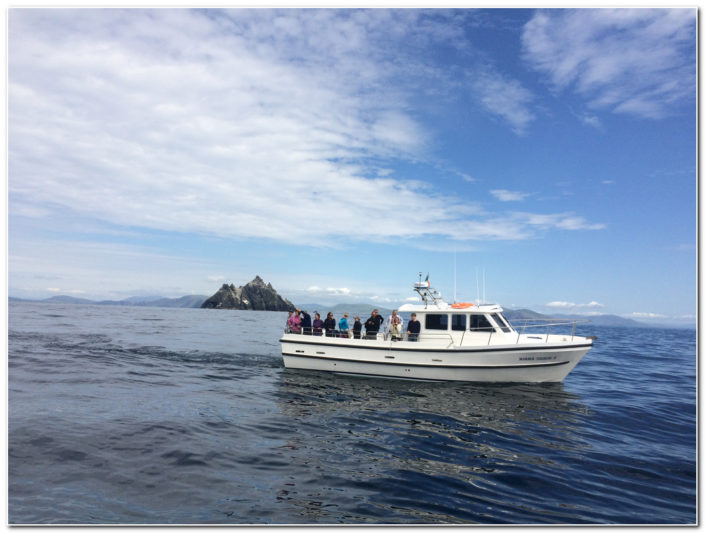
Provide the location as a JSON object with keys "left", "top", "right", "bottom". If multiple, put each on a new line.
{"left": 338, "top": 313, "right": 350, "bottom": 338}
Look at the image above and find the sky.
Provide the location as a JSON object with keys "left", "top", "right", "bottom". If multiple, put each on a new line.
{"left": 7, "top": 7, "right": 697, "bottom": 326}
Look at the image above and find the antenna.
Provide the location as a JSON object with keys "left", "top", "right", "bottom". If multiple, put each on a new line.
{"left": 483, "top": 268, "right": 486, "bottom": 304}
{"left": 475, "top": 267, "right": 480, "bottom": 306}
{"left": 453, "top": 249, "right": 457, "bottom": 303}
{"left": 413, "top": 273, "right": 442, "bottom": 307}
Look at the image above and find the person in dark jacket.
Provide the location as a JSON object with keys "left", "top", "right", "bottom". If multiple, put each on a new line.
{"left": 406, "top": 313, "right": 421, "bottom": 341}
{"left": 364, "top": 309, "right": 384, "bottom": 339}
{"left": 352, "top": 316, "right": 362, "bottom": 339}
{"left": 300, "top": 310, "right": 312, "bottom": 335}
{"left": 324, "top": 312, "right": 336, "bottom": 337}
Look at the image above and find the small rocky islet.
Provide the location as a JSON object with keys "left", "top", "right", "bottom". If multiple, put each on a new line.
{"left": 200, "top": 276, "right": 296, "bottom": 312}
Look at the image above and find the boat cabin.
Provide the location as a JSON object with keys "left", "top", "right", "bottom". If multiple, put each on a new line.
{"left": 398, "top": 302, "right": 515, "bottom": 337}
{"left": 397, "top": 277, "right": 515, "bottom": 339}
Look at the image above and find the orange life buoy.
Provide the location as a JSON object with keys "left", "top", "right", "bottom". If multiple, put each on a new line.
{"left": 451, "top": 302, "right": 473, "bottom": 309}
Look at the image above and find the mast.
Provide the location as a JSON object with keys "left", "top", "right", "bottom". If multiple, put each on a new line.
{"left": 414, "top": 272, "right": 443, "bottom": 308}
{"left": 453, "top": 249, "right": 457, "bottom": 303}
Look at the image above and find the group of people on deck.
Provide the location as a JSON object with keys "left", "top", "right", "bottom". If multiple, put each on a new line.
{"left": 286, "top": 308, "right": 421, "bottom": 341}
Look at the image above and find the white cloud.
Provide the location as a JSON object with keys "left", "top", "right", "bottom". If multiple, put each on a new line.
{"left": 490, "top": 189, "right": 531, "bottom": 202}
{"left": 676, "top": 314, "right": 696, "bottom": 321}
{"left": 629, "top": 311, "right": 668, "bottom": 319}
{"left": 470, "top": 68, "right": 535, "bottom": 134}
{"left": 522, "top": 9, "right": 695, "bottom": 119}
{"left": 306, "top": 286, "right": 351, "bottom": 296}
{"left": 327, "top": 287, "right": 351, "bottom": 296}
{"left": 521, "top": 213, "right": 606, "bottom": 231}
{"left": 45, "top": 288, "right": 86, "bottom": 295}
{"left": 9, "top": 234, "right": 238, "bottom": 299}
{"left": 9, "top": 9, "right": 603, "bottom": 249}
{"left": 578, "top": 112, "right": 602, "bottom": 128}
{"left": 546, "top": 300, "right": 604, "bottom": 309}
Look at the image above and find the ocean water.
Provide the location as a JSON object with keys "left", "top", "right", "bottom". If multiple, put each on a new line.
{"left": 8, "top": 301, "right": 696, "bottom": 524}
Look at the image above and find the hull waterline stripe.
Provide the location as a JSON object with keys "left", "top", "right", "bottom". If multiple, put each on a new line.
{"left": 282, "top": 352, "right": 571, "bottom": 369}
{"left": 280, "top": 338, "right": 592, "bottom": 354}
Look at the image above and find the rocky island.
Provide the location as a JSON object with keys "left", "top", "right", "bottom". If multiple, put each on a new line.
{"left": 201, "top": 276, "right": 295, "bottom": 311}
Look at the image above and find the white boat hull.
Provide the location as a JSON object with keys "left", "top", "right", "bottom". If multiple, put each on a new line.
{"left": 280, "top": 334, "right": 592, "bottom": 383}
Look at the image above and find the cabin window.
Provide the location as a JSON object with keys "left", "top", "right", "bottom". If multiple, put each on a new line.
{"left": 493, "top": 313, "right": 512, "bottom": 332}
{"left": 425, "top": 314, "right": 448, "bottom": 330}
{"left": 470, "top": 314, "right": 494, "bottom": 332}
{"left": 451, "top": 314, "right": 467, "bottom": 331}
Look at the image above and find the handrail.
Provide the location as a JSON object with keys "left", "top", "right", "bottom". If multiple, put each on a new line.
{"left": 285, "top": 317, "right": 589, "bottom": 345}
{"left": 418, "top": 332, "right": 455, "bottom": 348}
{"left": 284, "top": 327, "right": 383, "bottom": 340}
{"left": 509, "top": 318, "right": 590, "bottom": 344}
{"left": 284, "top": 327, "right": 454, "bottom": 346}
{"left": 510, "top": 317, "right": 590, "bottom": 328}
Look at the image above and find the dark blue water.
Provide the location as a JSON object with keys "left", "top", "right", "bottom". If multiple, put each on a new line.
{"left": 8, "top": 301, "right": 696, "bottom": 524}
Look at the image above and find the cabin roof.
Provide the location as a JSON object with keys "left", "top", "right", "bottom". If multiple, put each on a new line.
{"left": 398, "top": 302, "right": 504, "bottom": 313}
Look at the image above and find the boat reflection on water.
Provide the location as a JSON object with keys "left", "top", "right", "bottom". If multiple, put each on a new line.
{"left": 273, "top": 370, "right": 594, "bottom": 523}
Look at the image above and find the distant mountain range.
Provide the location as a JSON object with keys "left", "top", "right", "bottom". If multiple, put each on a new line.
{"left": 502, "top": 308, "right": 651, "bottom": 328}
{"left": 9, "top": 294, "right": 209, "bottom": 308}
{"left": 9, "top": 294, "right": 687, "bottom": 329}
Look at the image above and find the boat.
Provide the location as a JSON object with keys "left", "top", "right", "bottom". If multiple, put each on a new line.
{"left": 279, "top": 275, "right": 595, "bottom": 382}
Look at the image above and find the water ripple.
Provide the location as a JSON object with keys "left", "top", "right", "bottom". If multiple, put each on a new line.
{"left": 8, "top": 302, "right": 696, "bottom": 524}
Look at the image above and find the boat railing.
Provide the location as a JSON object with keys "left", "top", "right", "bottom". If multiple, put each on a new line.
{"left": 509, "top": 318, "right": 590, "bottom": 343}
{"left": 417, "top": 332, "right": 455, "bottom": 348}
{"left": 283, "top": 327, "right": 447, "bottom": 344}
{"left": 284, "top": 326, "right": 354, "bottom": 338}
{"left": 285, "top": 321, "right": 589, "bottom": 345}
{"left": 284, "top": 327, "right": 389, "bottom": 340}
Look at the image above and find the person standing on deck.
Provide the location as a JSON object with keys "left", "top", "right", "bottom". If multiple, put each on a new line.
{"left": 338, "top": 313, "right": 350, "bottom": 338}
{"left": 386, "top": 309, "right": 403, "bottom": 340}
{"left": 288, "top": 309, "right": 301, "bottom": 333}
{"left": 364, "top": 309, "right": 384, "bottom": 339}
{"left": 324, "top": 312, "right": 336, "bottom": 337}
{"left": 300, "top": 310, "right": 312, "bottom": 335}
{"left": 312, "top": 312, "right": 324, "bottom": 336}
{"left": 352, "top": 316, "right": 362, "bottom": 339}
{"left": 406, "top": 313, "right": 421, "bottom": 341}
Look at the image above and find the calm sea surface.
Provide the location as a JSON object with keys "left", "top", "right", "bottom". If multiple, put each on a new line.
{"left": 8, "top": 301, "right": 696, "bottom": 524}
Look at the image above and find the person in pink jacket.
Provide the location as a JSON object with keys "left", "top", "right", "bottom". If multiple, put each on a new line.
{"left": 287, "top": 309, "right": 302, "bottom": 333}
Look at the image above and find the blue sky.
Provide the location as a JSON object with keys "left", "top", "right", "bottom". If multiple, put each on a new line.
{"left": 7, "top": 8, "right": 696, "bottom": 325}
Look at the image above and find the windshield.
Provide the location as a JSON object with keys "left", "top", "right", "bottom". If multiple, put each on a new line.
{"left": 491, "top": 313, "right": 512, "bottom": 333}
